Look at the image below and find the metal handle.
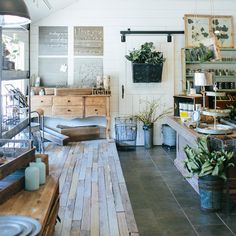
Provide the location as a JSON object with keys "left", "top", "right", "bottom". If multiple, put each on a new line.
{"left": 122, "top": 85, "right": 124, "bottom": 99}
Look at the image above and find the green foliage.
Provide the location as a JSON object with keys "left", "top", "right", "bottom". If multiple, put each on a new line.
{"left": 227, "top": 104, "right": 236, "bottom": 120}
{"left": 184, "top": 136, "right": 234, "bottom": 180}
{"left": 125, "top": 42, "right": 166, "bottom": 65}
{"left": 185, "top": 44, "right": 214, "bottom": 62}
{"left": 134, "top": 99, "right": 172, "bottom": 126}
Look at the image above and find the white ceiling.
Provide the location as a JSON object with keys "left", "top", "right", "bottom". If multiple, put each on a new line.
{"left": 25, "top": 0, "right": 79, "bottom": 23}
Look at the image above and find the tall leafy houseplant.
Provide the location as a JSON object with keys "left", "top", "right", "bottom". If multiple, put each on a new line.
{"left": 134, "top": 100, "right": 171, "bottom": 149}
{"left": 184, "top": 136, "right": 234, "bottom": 212}
{"left": 125, "top": 42, "right": 166, "bottom": 83}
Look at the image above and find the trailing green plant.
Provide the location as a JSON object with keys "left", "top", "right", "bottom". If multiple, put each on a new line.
{"left": 134, "top": 99, "right": 172, "bottom": 126}
{"left": 184, "top": 136, "right": 234, "bottom": 180}
{"left": 125, "top": 42, "right": 166, "bottom": 65}
{"left": 227, "top": 104, "right": 236, "bottom": 120}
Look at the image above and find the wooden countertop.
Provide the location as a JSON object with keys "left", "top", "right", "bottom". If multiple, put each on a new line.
{"left": 165, "top": 116, "right": 236, "bottom": 143}
{"left": 0, "top": 175, "right": 59, "bottom": 234}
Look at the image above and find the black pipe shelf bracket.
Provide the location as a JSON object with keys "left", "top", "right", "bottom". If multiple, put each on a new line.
{"left": 120, "top": 28, "right": 185, "bottom": 42}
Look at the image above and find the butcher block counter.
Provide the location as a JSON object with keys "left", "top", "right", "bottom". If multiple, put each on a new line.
{"left": 0, "top": 176, "right": 59, "bottom": 236}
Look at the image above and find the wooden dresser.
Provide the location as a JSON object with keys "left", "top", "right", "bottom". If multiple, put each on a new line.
{"left": 0, "top": 176, "right": 59, "bottom": 236}
{"left": 31, "top": 95, "right": 111, "bottom": 138}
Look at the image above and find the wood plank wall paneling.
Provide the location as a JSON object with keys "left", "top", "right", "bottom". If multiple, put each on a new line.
{"left": 46, "top": 140, "right": 139, "bottom": 236}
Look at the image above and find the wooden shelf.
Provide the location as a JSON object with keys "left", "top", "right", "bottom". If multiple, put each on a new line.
{"left": 2, "top": 70, "right": 29, "bottom": 81}
{"left": 2, "top": 118, "right": 29, "bottom": 139}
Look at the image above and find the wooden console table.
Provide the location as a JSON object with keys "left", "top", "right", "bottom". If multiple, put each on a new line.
{"left": 31, "top": 95, "right": 111, "bottom": 138}
{"left": 0, "top": 176, "right": 59, "bottom": 236}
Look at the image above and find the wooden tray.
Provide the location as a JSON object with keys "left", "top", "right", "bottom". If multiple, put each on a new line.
{"left": 0, "top": 140, "right": 35, "bottom": 181}
{"left": 0, "top": 170, "right": 25, "bottom": 204}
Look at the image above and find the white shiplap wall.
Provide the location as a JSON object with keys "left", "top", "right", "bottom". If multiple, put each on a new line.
{"left": 30, "top": 0, "right": 236, "bottom": 144}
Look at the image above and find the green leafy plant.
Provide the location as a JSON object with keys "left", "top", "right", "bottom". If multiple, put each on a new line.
{"left": 186, "top": 43, "right": 214, "bottom": 62}
{"left": 125, "top": 42, "right": 166, "bottom": 65}
{"left": 227, "top": 104, "right": 236, "bottom": 120}
{"left": 134, "top": 99, "right": 172, "bottom": 126}
{"left": 184, "top": 136, "right": 234, "bottom": 180}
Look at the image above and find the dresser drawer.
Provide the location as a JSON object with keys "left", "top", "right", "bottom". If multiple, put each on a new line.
{"left": 85, "top": 106, "right": 106, "bottom": 117}
{"left": 31, "top": 96, "right": 53, "bottom": 106}
{"left": 52, "top": 106, "right": 83, "bottom": 117}
{"left": 31, "top": 106, "right": 52, "bottom": 116}
{"left": 85, "top": 97, "right": 106, "bottom": 106}
{"left": 53, "top": 96, "right": 83, "bottom": 106}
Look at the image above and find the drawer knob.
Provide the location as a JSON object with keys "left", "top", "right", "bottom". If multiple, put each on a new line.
{"left": 68, "top": 100, "right": 71, "bottom": 102}
{"left": 95, "top": 109, "right": 98, "bottom": 112}
{"left": 68, "top": 109, "right": 71, "bottom": 112}
{"left": 41, "top": 101, "right": 43, "bottom": 103}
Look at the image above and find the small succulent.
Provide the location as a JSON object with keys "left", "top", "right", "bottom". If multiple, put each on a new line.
{"left": 125, "top": 42, "right": 166, "bottom": 65}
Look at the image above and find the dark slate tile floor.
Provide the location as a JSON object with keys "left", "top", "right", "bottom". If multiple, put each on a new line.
{"left": 118, "top": 146, "right": 236, "bottom": 236}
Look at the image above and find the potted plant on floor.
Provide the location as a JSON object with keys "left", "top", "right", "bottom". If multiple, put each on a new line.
{"left": 184, "top": 136, "right": 234, "bottom": 212}
{"left": 134, "top": 99, "right": 171, "bottom": 149}
{"left": 125, "top": 42, "right": 166, "bottom": 83}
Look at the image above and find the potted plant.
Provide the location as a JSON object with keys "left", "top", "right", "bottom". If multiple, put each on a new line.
{"left": 125, "top": 42, "right": 166, "bottom": 83}
{"left": 134, "top": 99, "right": 171, "bottom": 149}
{"left": 184, "top": 135, "right": 234, "bottom": 212}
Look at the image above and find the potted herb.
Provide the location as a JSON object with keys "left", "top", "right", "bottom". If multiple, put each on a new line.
{"left": 125, "top": 42, "right": 166, "bottom": 83}
{"left": 184, "top": 136, "right": 234, "bottom": 212}
{"left": 134, "top": 100, "right": 171, "bottom": 149}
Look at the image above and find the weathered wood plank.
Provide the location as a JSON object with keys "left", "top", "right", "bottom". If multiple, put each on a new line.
{"left": 61, "top": 144, "right": 82, "bottom": 235}
{"left": 108, "top": 155, "right": 124, "bottom": 212}
{"left": 71, "top": 220, "right": 81, "bottom": 236}
{"left": 73, "top": 180, "right": 85, "bottom": 221}
{"left": 117, "top": 212, "right": 130, "bottom": 236}
{"left": 91, "top": 182, "right": 99, "bottom": 236}
{"left": 120, "top": 183, "right": 139, "bottom": 234}
{"left": 98, "top": 166, "right": 110, "bottom": 236}
{"left": 81, "top": 197, "right": 91, "bottom": 232}
{"left": 60, "top": 144, "right": 78, "bottom": 207}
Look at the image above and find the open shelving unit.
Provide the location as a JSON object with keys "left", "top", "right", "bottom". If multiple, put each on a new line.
{"left": 181, "top": 47, "right": 236, "bottom": 109}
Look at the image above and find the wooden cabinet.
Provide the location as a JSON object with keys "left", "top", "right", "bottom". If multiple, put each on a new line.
{"left": 53, "top": 96, "right": 83, "bottom": 106}
{"left": 85, "top": 97, "right": 107, "bottom": 117}
{"left": 30, "top": 95, "right": 111, "bottom": 138}
{"left": 52, "top": 106, "right": 83, "bottom": 117}
{"left": 85, "top": 97, "right": 106, "bottom": 106}
{"left": 31, "top": 96, "right": 53, "bottom": 116}
{"left": 85, "top": 106, "right": 106, "bottom": 117}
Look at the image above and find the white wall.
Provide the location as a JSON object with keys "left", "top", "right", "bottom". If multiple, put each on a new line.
{"left": 30, "top": 0, "right": 236, "bottom": 143}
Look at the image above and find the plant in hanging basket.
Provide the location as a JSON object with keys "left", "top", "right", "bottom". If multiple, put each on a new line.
{"left": 125, "top": 42, "right": 166, "bottom": 83}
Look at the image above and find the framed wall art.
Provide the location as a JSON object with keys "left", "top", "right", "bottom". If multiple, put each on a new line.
{"left": 184, "top": 14, "right": 211, "bottom": 48}
{"left": 211, "top": 16, "right": 234, "bottom": 48}
{"left": 184, "top": 14, "right": 234, "bottom": 48}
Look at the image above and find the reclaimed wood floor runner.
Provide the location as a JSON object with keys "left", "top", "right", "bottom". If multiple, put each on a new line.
{"left": 46, "top": 140, "right": 139, "bottom": 236}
